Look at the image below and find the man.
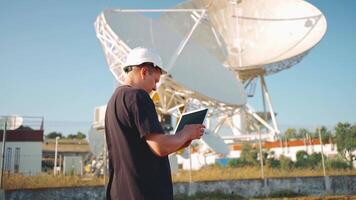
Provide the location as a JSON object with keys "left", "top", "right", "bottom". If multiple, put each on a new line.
{"left": 105, "top": 47, "right": 205, "bottom": 200}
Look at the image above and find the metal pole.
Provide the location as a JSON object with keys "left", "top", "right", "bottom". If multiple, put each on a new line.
{"left": 260, "top": 76, "right": 280, "bottom": 137}
{"left": 0, "top": 120, "right": 7, "bottom": 189}
{"left": 318, "top": 127, "right": 328, "bottom": 193}
{"left": 318, "top": 128, "right": 326, "bottom": 177}
{"left": 54, "top": 136, "right": 59, "bottom": 175}
{"left": 258, "top": 126, "right": 264, "bottom": 179}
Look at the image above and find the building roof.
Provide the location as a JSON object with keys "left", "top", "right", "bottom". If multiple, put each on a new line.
{"left": 0, "top": 129, "right": 43, "bottom": 142}
{"left": 230, "top": 138, "right": 324, "bottom": 151}
{"left": 42, "top": 139, "right": 91, "bottom": 153}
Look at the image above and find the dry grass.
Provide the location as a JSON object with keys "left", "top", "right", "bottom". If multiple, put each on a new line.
{"left": 3, "top": 173, "right": 104, "bottom": 190}
{"left": 2, "top": 167, "right": 356, "bottom": 190}
{"left": 172, "top": 166, "right": 356, "bottom": 182}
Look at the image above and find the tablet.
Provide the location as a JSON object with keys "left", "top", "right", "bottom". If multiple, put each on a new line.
{"left": 174, "top": 108, "right": 208, "bottom": 134}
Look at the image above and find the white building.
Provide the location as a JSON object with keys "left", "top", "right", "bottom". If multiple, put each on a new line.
{"left": 0, "top": 129, "right": 43, "bottom": 175}
{"left": 178, "top": 139, "right": 340, "bottom": 170}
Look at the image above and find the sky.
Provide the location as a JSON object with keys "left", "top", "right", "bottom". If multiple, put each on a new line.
{"left": 0, "top": 0, "right": 355, "bottom": 136}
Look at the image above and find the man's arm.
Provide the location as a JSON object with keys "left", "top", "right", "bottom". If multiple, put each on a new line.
{"left": 145, "top": 124, "right": 205, "bottom": 157}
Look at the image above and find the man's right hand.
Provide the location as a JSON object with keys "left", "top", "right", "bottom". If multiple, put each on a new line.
{"left": 178, "top": 124, "right": 205, "bottom": 141}
{"left": 145, "top": 124, "right": 205, "bottom": 157}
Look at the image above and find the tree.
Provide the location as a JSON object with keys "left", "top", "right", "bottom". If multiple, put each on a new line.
{"left": 316, "top": 126, "right": 332, "bottom": 144}
{"left": 67, "top": 131, "right": 86, "bottom": 139}
{"left": 76, "top": 132, "right": 86, "bottom": 139}
{"left": 284, "top": 128, "right": 297, "bottom": 140}
{"left": 297, "top": 128, "right": 310, "bottom": 139}
{"left": 46, "top": 131, "right": 63, "bottom": 139}
{"left": 335, "top": 122, "right": 356, "bottom": 167}
{"left": 240, "top": 142, "right": 258, "bottom": 166}
{"left": 16, "top": 125, "right": 34, "bottom": 131}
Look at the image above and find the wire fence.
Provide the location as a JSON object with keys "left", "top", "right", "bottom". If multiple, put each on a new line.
{"left": 0, "top": 116, "right": 44, "bottom": 131}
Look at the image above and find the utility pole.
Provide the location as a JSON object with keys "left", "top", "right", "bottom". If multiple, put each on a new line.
{"left": 318, "top": 128, "right": 326, "bottom": 177}
{"left": 0, "top": 120, "right": 7, "bottom": 189}
{"left": 54, "top": 136, "right": 59, "bottom": 175}
{"left": 258, "top": 127, "right": 264, "bottom": 179}
{"left": 318, "top": 127, "right": 329, "bottom": 193}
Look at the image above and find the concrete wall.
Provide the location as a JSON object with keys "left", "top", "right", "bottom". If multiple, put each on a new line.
{"left": 5, "top": 186, "right": 105, "bottom": 200}
{"left": 4, "top": 176, "right": 356, "bottom": 199}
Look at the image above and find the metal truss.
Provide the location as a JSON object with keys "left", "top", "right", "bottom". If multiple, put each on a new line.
{"left": 95, "top": 8, "right": 280, "bottom": 141}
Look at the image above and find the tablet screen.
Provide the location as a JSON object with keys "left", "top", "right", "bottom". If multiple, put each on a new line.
{"left": 174, "top": 108, "right": 208, "bottom": 134}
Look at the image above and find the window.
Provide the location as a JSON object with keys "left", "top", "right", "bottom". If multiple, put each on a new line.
{"left": 5, "top": 147, "right": 12, "bottom": 171}
{"left": 14, "top": 147, "right": 20, "bottom": 173}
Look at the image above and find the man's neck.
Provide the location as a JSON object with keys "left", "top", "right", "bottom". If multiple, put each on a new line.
{"left": 124, "top": 77, "right": 144, "bottom": 91}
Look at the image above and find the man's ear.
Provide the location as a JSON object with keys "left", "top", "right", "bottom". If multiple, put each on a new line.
{"left": 140, "top": 67, "right": 148, "bottom": 79}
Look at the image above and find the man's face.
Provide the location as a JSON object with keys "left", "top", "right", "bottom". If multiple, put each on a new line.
{"left": 142, "top": 66, "right": 161, "bottom": 93}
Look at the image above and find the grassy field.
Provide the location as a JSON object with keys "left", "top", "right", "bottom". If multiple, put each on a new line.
{"left": 172, "top": 166, "right": 356, "bottom": 182}
{"left": 3, "top": 173, "right": 104, "bottom": 190}
{"left": 3, "top": 166, "right": 356, "bottom": 190}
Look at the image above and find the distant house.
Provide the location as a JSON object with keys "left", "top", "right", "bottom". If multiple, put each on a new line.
{"left": 177, "top": 139, "right": 339, "bottom": 170}
{"left": 42, "top": 139, "right": 91, "bottom": 173}
{"left": 0, "top": 128, "right": 43, "bottom": 175}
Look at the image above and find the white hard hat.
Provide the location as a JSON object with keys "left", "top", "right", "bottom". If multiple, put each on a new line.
{"left": 124, "top": 47, "right": 167, "bottom": 74}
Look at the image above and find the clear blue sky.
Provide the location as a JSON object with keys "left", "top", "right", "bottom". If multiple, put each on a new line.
{"left": 0, "top": 0, "right": 355, "bottom": 135}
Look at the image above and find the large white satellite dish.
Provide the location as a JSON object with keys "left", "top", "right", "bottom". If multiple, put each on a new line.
{"left": 158, "top": 0, "right": 327, "bottom": 140}
{"left": 161, "top": 0, "right": 327, "bottom": 78}
{"left": 95, "top": 0, "right": 327, "bottom": 143}
{"left": 97, "top": 10, "right": 246, "bottom": 106}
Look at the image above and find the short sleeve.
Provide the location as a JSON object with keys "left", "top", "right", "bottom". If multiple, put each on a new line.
{"left": 130, "top": 90, "right": 164, "bottom": 138}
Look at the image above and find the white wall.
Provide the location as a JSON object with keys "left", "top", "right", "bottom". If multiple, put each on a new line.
{"left": 271, "top": 144, "right": 338, "bottom": 161}
{"left": 229, "top": 144, "right": 338, "bottom": 161}
{"left": 177, "top": 144, "right": 340, "bottom": 170}
{"left": 0, "top": 142, "right": 42, "bottom": 175}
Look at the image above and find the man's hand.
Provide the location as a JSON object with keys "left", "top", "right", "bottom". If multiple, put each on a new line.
{"left": 145, "top": 124, "right": 205, "bottom": 157}
{"left": 177, "top": 124, "right": 205, "bottom": 141}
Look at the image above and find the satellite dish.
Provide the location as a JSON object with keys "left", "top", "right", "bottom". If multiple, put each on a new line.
{"left": 201, "top": 129, "right": 229, "bottom": 155}
{"left": 0, "top": 115, "right": 23, "bottom": 130}
{"left": 161, "top": 0, "right": 327, "bottom": 77}
{"left": 157, "top": 0, "right": 327, "bottom": 140}
{"left": 96, "top": 10, "right": 247, "bottom": 105}
{"left": 95, "top": 0, "right": 327, "bottom": 141}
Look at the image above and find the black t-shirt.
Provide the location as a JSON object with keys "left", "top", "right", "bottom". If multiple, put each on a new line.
{"left": 105, "top": 85, "right": 173, "bottom": 200}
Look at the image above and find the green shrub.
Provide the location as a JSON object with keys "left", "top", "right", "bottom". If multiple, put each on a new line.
{"left": 309, "top": 153, "right": 322, "bottom": 169}
{"left": 240, "top": 143, "right": 259, "bottom": 166}
{"left": 326, "top": 157, "right": 350, "bottom": 169}
{"left": 227, "top": 158, "right": 254, "bottom": 168}
{"left": 279, "top": 155, "right": 294, "bottom": 170}
{"left": 266, "top": 158, "right": 280, "bottom": 169}
{"left": 295, "top": 151, "right": 309, "bottom": 168}
{"left": 227, "top": 159, "right": 238, "bottom": 168}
